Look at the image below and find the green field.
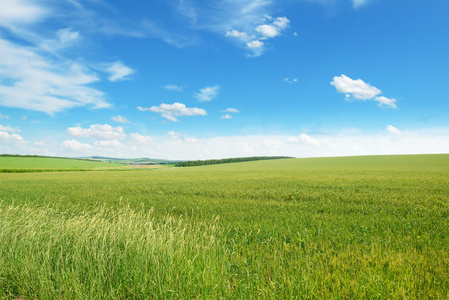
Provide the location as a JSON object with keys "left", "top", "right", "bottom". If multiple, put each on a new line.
{"left": 0, "top": 155, "right": 125, "bottom": 172}
{"left": 0, "top": 154, "right": 448, "bottom": 299}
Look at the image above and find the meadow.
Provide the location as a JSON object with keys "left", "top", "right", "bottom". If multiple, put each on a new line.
{"left": 0, "top": 154, "right": 448, "bottom": 299}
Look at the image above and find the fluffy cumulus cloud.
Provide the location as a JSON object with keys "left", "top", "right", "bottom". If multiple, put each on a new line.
{"left": 221, "top": 114, "right": 232, "bottom": 119}
{"left": 331, "top": 74, "right": 397, "bottom": 108}
{"left": 105, "top": 61, "right": 134, "bottom": 82}
{"left": 225, "top": 15, "right": 290, "bottom": 57}
{"left": 138, "top": 103, "right": 207, "bottom": 122}
{"left": 247, "top": 40, "right": 264, "bottom": 49}
{"left": 67, "top": 124, "right": 127, "bottom": 141}
{"left": 0, "top": 125, "right": 24, "bottom": 142}
{"left": 111, "top": 115, "right": 131, "bottom": 124}
{"left": 194, "top": 85, "right": 220, "bottom": 102}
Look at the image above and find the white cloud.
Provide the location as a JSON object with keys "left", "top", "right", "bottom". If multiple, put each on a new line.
{"left": 111, "top": 115, "right": 131, "bottom": 124}
{"left": 0, "top": 131, "right": 24, "bottom": 142}
{"left": 223, "top": 108, "right": 239, "bottom": 113}
{"left": 331, "top": 74, "right": 398, "bottom": 109}
{"left": 0, "top": 38, "right": 110, "bottom": 114}
{"left": 0, "top": 0, "right": 47, "bottom": 26}
{"left": 386, "top": 125, "right": 401, "bottom": 134}
{"left": 67, "top": 124, "right": 126, "bottom": 140}
{"left": 247, "top": 40, "right": 264, "bottom": 48}
{"left": 138, "top": 103, "right": 207, "bottom": 122}
{"left": 0, "top": 125, "right": 23, "bottom": 142}
{"left": 0, "top": 125, "right": 21, "bottom": 133}
{"left": 283, "top": 78, "right": 298, "bottom": 83}
{"left": 286, "top": 133, "right": 320, "bottom": 146}
{"left": 7, "top": 126, "right": 449, "bottom": 160}
{"left": 164, "top": 84, "right": 183, "bottom": 92}
{"left": 94, "top": 140, "right": 122, "bottom": 148}
{"left": 375, "top": 96, "right": 398, "bottom": 109}
{"left": 225, "top": 30, "right": 251, "bottom": 40}
{"left": 40, "top": 28, "right": 81, "bottom": 52}
{"left": 35, "top": 141, "right": 47, "bottom": 146}
{"left": 105, "top": 61, "right": 134, "bottom": 82}
{"left": 273, "top": 17, "right": 290, "bottom": 29}
{"left": 129, "top": 133, "right": 154, "bottom": 145}
{"left": 194, "top": 85, "right": 220, "bottom": 102}
{"left": 221, "top": 114, "right": 232, "bottom": 119}
{"left": 62, "top": 139, "right": 93, "bottom": 152}
{"left": 167, "top": 131, "right": 182, "bottom": 139}
{"left": 0, "top": 113, "right": 10, "bottom": 119}
{"left": 255, "top": 24, "right": 279, "bottom": 38}
{"left": 185, "top": 137, "right": 198, "bottom": 143}
{"left": 331, "top": 74, "right": 381, "bottom": 100}
{"left": 223, "top": 9, "right": 290, "bottom": 57}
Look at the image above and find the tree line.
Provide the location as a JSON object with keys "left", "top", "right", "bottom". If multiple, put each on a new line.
{"left": 175, "top": 156, "right": 292, "bottom": 167}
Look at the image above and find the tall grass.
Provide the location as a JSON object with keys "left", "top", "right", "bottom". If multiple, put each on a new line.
{"left": 0, "top": 203, "right": 226, "bottom": 299}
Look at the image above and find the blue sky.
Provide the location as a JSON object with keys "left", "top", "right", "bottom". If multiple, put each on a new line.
{"left": 0, "top": 0, "right": 448, "bottom": 160}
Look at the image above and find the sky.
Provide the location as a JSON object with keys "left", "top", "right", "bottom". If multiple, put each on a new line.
{"left": 0, "top": 0, "right": 448, "bottom": 160}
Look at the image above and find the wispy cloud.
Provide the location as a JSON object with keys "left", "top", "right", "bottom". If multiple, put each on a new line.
{"left": 138, "top": 103, "right": 207, "bottom": 122}
{"left": 0, "top": 113, "right": 10, "bottom": 119}
{"left": 164, "top": 84, "right": 184, "bottom": 92}
{"left": 111, "top": 115, "right": 131, "bottom": 124}
{"left": 0, "top": 0, "right": 47, "bottom": 27}
{"left": 194, "top": 85, "right": 220, "bottom": 102}
{"left": 283, "top": 78, "right": 298, "bottom": 83}
{"left": 331, "top": 74, "right": 397, "bottom": 108}
{"left": 221, "top": 114, "right": 233, "bottom": 119}
{"left": 222, "top": 108, "right": 239, "bottom": 113}
{"left": 67, "top": 124, "right": 127, "bottom": 141}
{"left": 352, "top": 0, "right": 370, "bottom": 9}
{"left": 0, "top": 38, "right": 110, "bottom": 114}
{"left": 105, "top": 61, "right": 134, "bottom": 82}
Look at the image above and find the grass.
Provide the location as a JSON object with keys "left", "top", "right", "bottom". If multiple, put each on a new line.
{"left": 0, "top": 154, "right": 448, "bottom": 299}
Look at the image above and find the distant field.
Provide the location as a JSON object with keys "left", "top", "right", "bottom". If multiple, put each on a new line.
{"left": 0, "top": 154, "right": 448, "bottom": 299}
{"left": 0, "top": 156, "right": 128, "bottom": 171}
